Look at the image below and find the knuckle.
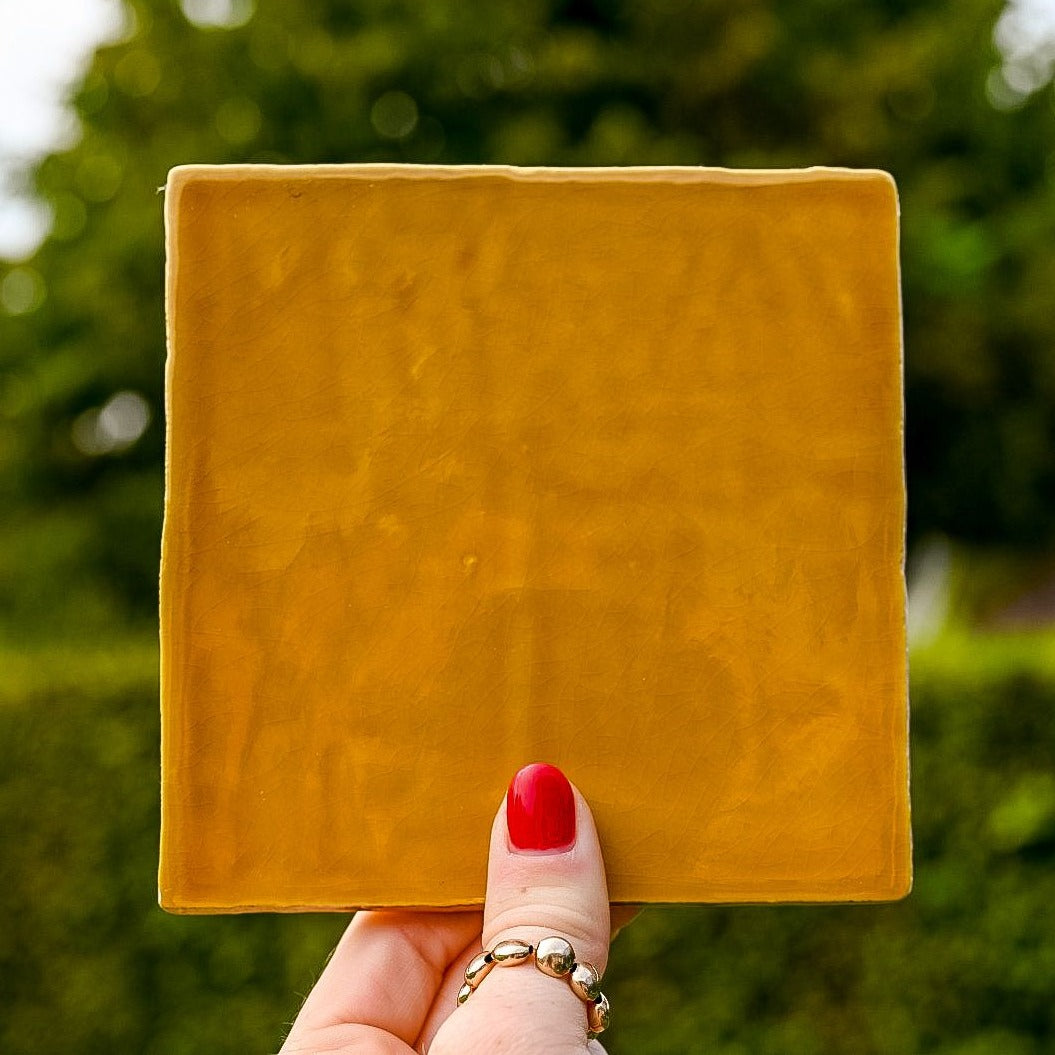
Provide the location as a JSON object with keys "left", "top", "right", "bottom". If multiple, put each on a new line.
{"left": 484, "top": 903, "right": 609, "bottom": 972}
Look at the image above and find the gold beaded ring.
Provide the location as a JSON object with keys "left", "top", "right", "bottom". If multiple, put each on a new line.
{"left": 455, "top": 935, "right": 611, "bottom": 1038}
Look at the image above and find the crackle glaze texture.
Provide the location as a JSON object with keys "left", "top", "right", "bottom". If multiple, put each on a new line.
{"left": 160, "top": 164, "right": 910, "bottom": 912}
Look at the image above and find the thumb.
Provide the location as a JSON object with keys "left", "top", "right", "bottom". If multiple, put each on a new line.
{"left": 484, "top": 763, "right": 611, "bottom": 975}
{"left": 433, "top": 763, "right": 611, "bottom": 1053}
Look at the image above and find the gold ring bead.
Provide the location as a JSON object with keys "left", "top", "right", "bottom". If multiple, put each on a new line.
{"left": 535, "top": 936, "right": 576, "bottom": 978}
{"left": 587, "top": 992, "right": 611, "bottom": 1037}
{"left": 456, "top": 934, "right": 610, "bottom": 1037}
{"left": 491, "top": 939, "right": 534, "bottom": 965}
{"left": 464, "top": 951, "right": 495, "bottom": 989}
{"left": 569, "top": 961, "right": 602, "bottom": 1001}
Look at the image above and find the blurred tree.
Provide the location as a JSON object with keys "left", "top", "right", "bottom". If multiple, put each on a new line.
{"left": 2, "top": 5, "right": 1055, "bottom": 1053}
{"left": 2, "top": 634, "right": 1054, "bottom": 1053}
{"left": 0, "top": 0, "right": 1053, "bottom": 629}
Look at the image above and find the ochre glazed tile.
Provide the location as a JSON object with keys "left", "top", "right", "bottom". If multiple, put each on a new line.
{"left": 160, "top": 164, "right": 910, "bottom": 911}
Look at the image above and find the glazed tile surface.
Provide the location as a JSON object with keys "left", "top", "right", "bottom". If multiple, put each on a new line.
{"left": 160, "top": 165, "right": 910, "bottom": 911}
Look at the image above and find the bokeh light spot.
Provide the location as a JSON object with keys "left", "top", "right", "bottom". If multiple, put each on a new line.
{"left": 1, "top": 267, "right": 46, "bottom": 315}
{"left": 179, "top": 0, "right": 254, "bottom": 30}
{"left": 290, "top": 32, "right": 335, "bottom": 76}
{"left": 986, "top": 67, "right": 1028, "bottom": 110}
{"left": 215, "top": 98, "right": 262, "bottom": 145}
{"left": 71, "top": 390, "right": 151, "bottom": 456}
{"left": 0, "top": 197, "right": 52, "bottom": 260}
{"left": 507, "top": 46, "right": 535, "bottom": 86}
{"left": 76, "top": 154, "right": 123, "bottom": 202}
{"left": 992, "top": 0, "right": 1055, "bottom": 104}
{"left": 371, "top": 91, "right": 419, "bottom": 140}
{"left": 113, "top": 49, "right": 161, "bottom": 97}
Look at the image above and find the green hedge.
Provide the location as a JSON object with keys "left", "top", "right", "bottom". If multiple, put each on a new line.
{"left": 1, "top": 637, "right": 1052, "bottom": 1053}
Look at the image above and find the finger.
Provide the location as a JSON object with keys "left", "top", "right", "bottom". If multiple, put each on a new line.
{"left": 431, "top": 763, "right": 611, "bottom": 1053}
{"left": 415, "top": 940, "right": 482, "bottom": 1052}
{"left": 483, "top": 764, "right": 610, "bottom": 971}
{"left": 416, "top": 901, "right": 629, "bottom": 1054}
{"left": 281, "top": 1022, "right": 415, "bottom": 1055}
{"left": 281, "top": 909, "right": 480, "bottom": 1050}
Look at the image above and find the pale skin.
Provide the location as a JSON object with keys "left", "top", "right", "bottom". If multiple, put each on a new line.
{"left": 280, "top": 784, "right": 630, "bottom": 1054}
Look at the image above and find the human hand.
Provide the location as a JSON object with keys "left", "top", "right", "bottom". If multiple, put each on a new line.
{"left": 279, "top": 763, "right": 617, "bottom": 1054}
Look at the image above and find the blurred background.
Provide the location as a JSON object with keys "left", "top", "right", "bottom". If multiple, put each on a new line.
{"left": 1, "top": 0, "right": 1054, "bottom": 1051}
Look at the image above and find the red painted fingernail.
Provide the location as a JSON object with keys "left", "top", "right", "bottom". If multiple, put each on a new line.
{"left": 506, "top": 763, "right": 576, "bottom": 854}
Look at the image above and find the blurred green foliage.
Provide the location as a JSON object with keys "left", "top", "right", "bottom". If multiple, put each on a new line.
{"left": 1, "top": 0, "right": 1054, "bottom": 1051}
{"left": 1, "top": 0, "right": 1055, "bottom": 637}
{"left": 2, "top": 641, "right": 1053, "bottom": 1053}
